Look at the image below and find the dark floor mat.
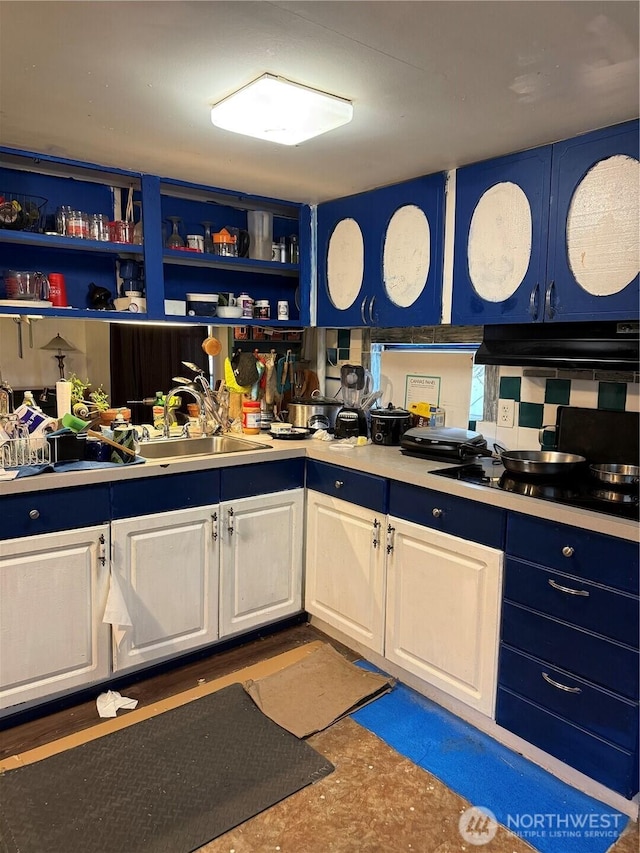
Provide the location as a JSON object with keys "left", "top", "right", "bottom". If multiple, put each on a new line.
{"left": 0, "top": 683, "right": 334, "bottom": 853}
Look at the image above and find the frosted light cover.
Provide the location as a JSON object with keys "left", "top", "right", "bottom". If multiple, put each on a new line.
{"left": 327, "top": 218, "right": 364, "bottom": 310}
{"left": 567, "top": 155, "right": 639, "bottom": 296}
{"left": 383, "top": 205, "right": 431, "bottom": 307}
{"left": 468, "top": 182, "right": 532, "bottom": 302}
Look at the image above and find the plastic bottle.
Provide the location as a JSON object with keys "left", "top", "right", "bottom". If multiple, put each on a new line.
{"left": 242, "top": 399, "right": 261, "bottom": 435}
{"left": 152, "top": 392, "right": 165, "bottom": 429}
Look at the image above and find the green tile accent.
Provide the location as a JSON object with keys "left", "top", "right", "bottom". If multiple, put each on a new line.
{"left": 518, "top": 402, "right": 544, "bottom": 429}
{"left": 338, "top": 348, "right": 350, "bottom": 361}
{"left": 337, "top": 329, "right": 351, "bottom": 349}
{"left": 499, "top": 376, "right": 521, "bottom": 401}
{"left": 544, "top": 379, "right": 571, "bottom": 405}
{"left": 598, "top": 382, "right": 627, "bottom": 411}
{"left": 468, "top": 420, "right": 476, "bottom": 431}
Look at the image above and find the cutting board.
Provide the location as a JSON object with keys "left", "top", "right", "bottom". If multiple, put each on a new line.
{"left": 556, "top": 406, "right": 639, "bottom": 465}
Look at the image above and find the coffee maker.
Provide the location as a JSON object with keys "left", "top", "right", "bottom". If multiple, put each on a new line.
{"left": 334, "top": 364, "right": 371, "bottom": 439}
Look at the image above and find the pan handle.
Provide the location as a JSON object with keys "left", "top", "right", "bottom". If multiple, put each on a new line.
{"left": 458, "top": 441, "right": 494, "bottom": 458}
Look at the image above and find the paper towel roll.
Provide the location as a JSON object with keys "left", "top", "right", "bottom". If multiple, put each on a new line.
{"left": 56, "top": 380, "right": 72, "bottom": 418}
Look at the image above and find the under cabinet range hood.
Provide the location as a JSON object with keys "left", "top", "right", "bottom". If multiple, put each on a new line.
{"left": 474, "top": 321, "right": 640, "bottom": 372}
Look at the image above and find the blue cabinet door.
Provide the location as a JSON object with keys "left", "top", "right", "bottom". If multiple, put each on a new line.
{"left": 316, "top": 174, "right": 445, "bottom": 327}
{"left": 452, "top": 146, "right": 552, "bottom": 324}
{"left": 546, "top": 120, "right": 639, "bottom": 321}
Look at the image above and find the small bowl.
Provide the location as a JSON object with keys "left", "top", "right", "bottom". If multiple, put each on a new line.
{"left": 216, "top": 306, "right": 243, "bottom": 319}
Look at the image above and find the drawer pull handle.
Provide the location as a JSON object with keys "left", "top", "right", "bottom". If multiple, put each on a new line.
{"left": 432, "top": 508, "right": 443, "bottom": 518}
{"left": 29, "top": 509, "right": 40, "bottom": 520}
{"left": 548, "top": 578, "right": 589, "bottom": 597}
{"left": 335, "top": 480, "right": 344, "bottom": 489}
{"left": 542, "top": 672, "right": 582, "bottom": 694}
{"left": 561, "top": 546, "right": 574, "bottom": 557}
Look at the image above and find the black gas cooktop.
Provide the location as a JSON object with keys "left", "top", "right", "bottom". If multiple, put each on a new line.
{"left": 430, "top": 457, "right": 639, "bottom": 522}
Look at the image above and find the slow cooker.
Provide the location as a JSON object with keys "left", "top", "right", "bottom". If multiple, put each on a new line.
{"left": 370, "top": 405, "right": 412, "bottom": 446}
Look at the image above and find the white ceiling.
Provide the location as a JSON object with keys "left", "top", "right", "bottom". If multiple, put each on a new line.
{"left": 1, "top": 1, "right": 638, "bottom": 205}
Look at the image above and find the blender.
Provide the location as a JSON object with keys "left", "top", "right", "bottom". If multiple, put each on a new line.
{"left": 334, "top": 364, "right": 371, "bottom": 439}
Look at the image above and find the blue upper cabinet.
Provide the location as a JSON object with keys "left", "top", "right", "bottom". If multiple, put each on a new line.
{"left": 452, "top": 120, "right": 639, "bottom": 324}
{"left": 316, "top": 173, "right": 445, "bottom": 327}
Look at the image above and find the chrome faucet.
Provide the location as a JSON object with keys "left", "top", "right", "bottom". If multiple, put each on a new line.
{"left": 163, "top": 386, "right": 207, "bottom": 438}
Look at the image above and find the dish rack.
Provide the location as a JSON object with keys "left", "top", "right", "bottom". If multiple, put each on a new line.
{"left": 0, "top": 435, "right": 51, "bottom": 467}
{"left": 0, "top": 192, "right": 48, "bottom": 232}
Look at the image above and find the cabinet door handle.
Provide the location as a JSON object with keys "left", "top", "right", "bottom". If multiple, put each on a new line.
{"left": 372, "top": 518, "right": 381, "bottom": 549}
{"left": 548, "top": 578, "right": 589, "bottom": 597}
{"left": 432, "top": 507, "right": 443, "bottom": 518}
{"left": 529, "top": 282, "right": 540, "bottom": 320}
{"left": 360, "top": 297, "right": 368, "bottom": 325}
{"left": 386, "top": 524, "right": 395, "bottom": 555}
{"left": 211, "top": 511, "right": 218, "bottom": 542}
{"left": 98, "top": 533, "right": 106, "bottom": 567}
{"left": 561, "top": 546, "right": 574, "bottom": 557}
{"left": 544, "top": 281, "right": 556, "bottom": 320}
{"left": 29, "top": 509, "right": 40, "bottom": 520}
{"left": 227, "top": 507, "right": 234, "bottom": 536}
{"left": 334, "top": 480, "right": 344, "bottom": 489}
{"left": 368, "top": 295, "right": 376, "bottom": 325}
{"left": 542, "top": 671, "right": 582, "bottom": 694}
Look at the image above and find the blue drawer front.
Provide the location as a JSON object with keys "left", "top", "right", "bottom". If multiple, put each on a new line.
{"left": 504, "top": 558, "right": 639, "bottom": 648}
{"left": 0, "top": 485, "right": 110, "bottom": 539}
{"left": 507, "top": 514, "right": 639, "bottom": 595}
{"left": 111, "top": 470, "right": 220, "bottom": 519}
{"left": 221, "top": 458, "right": 304, "bottom": 501}
{"left": 389, "top": 481, "right": 505, "bottom": 548}
{"left": 501, "top": 601, "right": 638, "bottom": 700}
{"left": 496, "top": 688, "right": 637, "bottom": 798}
{"left": 305, "top": 460, "right": 387, "bottom": 513}
{"left": 499, "top": 644, "right": 638, "bottom": 751}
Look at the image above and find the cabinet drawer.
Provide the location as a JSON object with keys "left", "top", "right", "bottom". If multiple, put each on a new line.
{"left": 389, "top": 481, "right": 505, "bottom": 548}
{"left": 499, "top": 645, "right": 638, "bottom": 751}
{"left": 504, "top": 558, "right": 639, "bottom": 648}
{"left": 306, "top": 460, "right": 387, "bottom": 513}
{"left": 110, "top": 470, "right": 220, "bottom": 519}
{"left": 0, "top": 485, "right": 110, "bottom": 539}
{"left": 507, "top": 514, "right": 638, "bottom": 595}
{"left": 496, "top": 688, "right": 637, "bottom": 797}
{"left": 501, "top": 601, "right": 638, "bottom": 700}
{"left": 221, "top": 458, "right": 304, "bottom": 501}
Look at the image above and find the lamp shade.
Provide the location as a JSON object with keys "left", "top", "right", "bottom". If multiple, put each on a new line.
{"left": 41, "top": 334, "right": 77, "bottom": 352}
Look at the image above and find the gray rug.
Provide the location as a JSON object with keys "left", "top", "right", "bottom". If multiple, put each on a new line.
{"left": 0, "top": 683, "right": 334, "bottom": 853}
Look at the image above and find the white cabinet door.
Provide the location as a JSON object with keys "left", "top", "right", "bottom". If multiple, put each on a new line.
{"left": 385, "top": 516, "right": 503, "bottom": 716}
{"left": 305, "top": 490, "right": 386, "bottom": 654}
{"left": 111, "top": 505, "right": 218, "bottom": 671}
{"left": 219, "top": 489, "right": 303, "bottom": 638}
{"left": 0, "top": 525, "right": 111, "bottom": 709}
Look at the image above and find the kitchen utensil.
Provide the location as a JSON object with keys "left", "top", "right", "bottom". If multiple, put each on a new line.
{"left": 202, "top": 335, "right": 222, "bottom": 357}
{"left": 269, "top": 426, "right": 310, "bottom": 440}
{"left": 499, "top": 450, "right": 586, "bottom": 476}
{"left": 61, "top": 412, "right": 137, "bottom": 458}
{"left": 4, "top": 270, "right": 49, "bottom": 300}
{"left": 217, "top": 306, "right": 243, "bottom": 318}
{"left": 401, "top": 427, "right": 490, "bottom": 461}
{"left": 370, "top": 405, "right": 412, "bottom": 445}
{"left": 46, "top": 431, "right": 87, "bottom": 462}
{"left": 589, "top": 463, "right": 639, "bottom": 485}
{"left": 287, "top": 396, "right": 343, "bottom": 432}
{"left": 247, "top": 210, "right": 273, "bottom": 261}
{"left": 334, "top": 407, "right": 368, "bottom": 439}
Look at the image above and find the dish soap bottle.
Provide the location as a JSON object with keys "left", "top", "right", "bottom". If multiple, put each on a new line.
{"left": 152, "top": 392, "right": 165, "bottom": 430}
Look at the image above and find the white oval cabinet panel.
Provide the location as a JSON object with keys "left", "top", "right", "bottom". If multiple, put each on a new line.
{"left": 567, "top": 154, "right": 640, "bottom": 296}
{"left": 326, "top": 218, "right": 364, "bottom": 310}
{"left": 383, "top": 204, "right": 431, "bottom": 307}
{"left": 468, "top": 182, "right": 532, "bottom": 302}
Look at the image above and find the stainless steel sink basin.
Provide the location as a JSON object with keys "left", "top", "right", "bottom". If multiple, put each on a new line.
{"left": 139, "top": 434, "right": 269, "bottom": 459}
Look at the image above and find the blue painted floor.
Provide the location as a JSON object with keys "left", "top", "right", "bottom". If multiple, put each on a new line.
{"left": 352, "top": 672, "right": 628, "bottom": 853}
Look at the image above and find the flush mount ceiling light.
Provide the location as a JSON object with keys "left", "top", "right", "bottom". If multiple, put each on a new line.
{"left": 210, "top": 74, "right": 353, "bottom": 146}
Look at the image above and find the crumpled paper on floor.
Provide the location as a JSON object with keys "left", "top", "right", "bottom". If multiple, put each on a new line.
{"left": 96, "top": 690, "right": 138, "bottom": 718}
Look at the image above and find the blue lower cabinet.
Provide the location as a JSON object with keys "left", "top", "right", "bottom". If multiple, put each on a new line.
{"left": 501, "top": 602, "right": 638, "bottom": 701}
{"left": 221, "top": 458, "right": 304, "bottom": 501}
{"left": 496, "top": 688, "right": 637, "bottom": 797}
{"left": 499, "top": 644, "right": 638, "bottom": 752}
{"left": 110, "top": 470, "right": 220, "bottom": 519}
{"left": 0, "top": 485, "right": 110, "bottom": 539}
{"left": 389, "top": 481, "right": 505, "bottom": 548}
{"left": 305, "top": 460, "right": 387, "bottom": 514}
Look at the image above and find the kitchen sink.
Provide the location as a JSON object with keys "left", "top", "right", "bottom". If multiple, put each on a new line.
{"left": 138, "top": 434, "right": 270, "bottom": 459}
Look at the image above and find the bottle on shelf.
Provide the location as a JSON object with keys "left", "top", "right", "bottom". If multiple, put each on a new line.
{"left": 152, "top": 392, "right": 165, "bottom": 429}
{"left": 0, "top": 369, "right": 14, "bottom": 415}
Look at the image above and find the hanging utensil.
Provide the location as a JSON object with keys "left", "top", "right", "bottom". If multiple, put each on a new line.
{"left": 13, "top": 317, "right": 23, "bottom": 359}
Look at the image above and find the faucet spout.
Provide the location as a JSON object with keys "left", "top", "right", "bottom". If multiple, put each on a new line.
{"left": 163, "top": 386, "right": 206, "bottom": 438}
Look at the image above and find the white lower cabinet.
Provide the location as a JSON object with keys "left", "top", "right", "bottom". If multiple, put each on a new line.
{"left": 219, "top": 489, "right": 303, "bottom": 638}
{"left": 0, "top": 525, "right": 111, "bottom": 709}
{"left": 305, "top": 490, "right": 386, "bottom": 654}
{"left": 385, "top": 516, "right": 503, "bottom": 716}
{"left": 111, "top": 505, "right": 219, "bottom": 672}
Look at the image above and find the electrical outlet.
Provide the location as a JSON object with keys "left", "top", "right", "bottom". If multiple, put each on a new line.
{"left": 499, "top": 399, "right": 515, "bottom": 428}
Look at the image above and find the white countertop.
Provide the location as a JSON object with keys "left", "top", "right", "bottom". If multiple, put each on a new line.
{"left": 2, "top": 433, "right": 638, "bottom": 543}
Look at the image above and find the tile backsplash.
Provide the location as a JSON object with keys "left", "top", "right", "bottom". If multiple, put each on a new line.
{"left": 476, "top": 367, "right": 639, "bottom": 451}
